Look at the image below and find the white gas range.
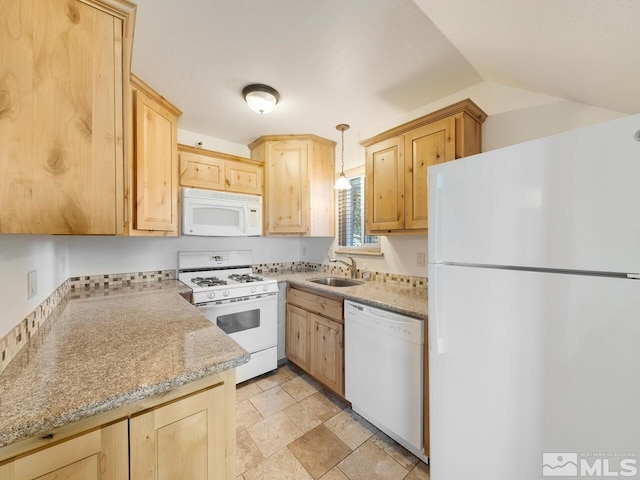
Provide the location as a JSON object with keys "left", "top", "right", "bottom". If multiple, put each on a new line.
{"left": 177, "top": 250, "right": 278, "bottom": 384}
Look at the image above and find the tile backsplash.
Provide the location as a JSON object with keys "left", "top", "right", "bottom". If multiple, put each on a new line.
{"left": 0, "top": 279, "right": 69, "bottom": 374}
{"left": 68, "top": 270, "right": 176, "bottom": 290}
{"left": 254, "top": 262, "right": 427, "bottom": 289}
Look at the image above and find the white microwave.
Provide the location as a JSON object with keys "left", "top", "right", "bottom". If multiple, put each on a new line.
{"left": 182, "top": 188, "right": 262, "bottom": 236}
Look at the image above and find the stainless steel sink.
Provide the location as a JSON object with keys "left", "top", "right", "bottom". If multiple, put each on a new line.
{"left": 308, "top": 277, "right": 364, "bottom": 287}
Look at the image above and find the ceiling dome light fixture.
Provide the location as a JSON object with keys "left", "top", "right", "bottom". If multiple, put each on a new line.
{"left": 334, "top": 124, "right": 352, "bottom": 191}
{"left": 242, "top": 83, "right": 280, "bottom": 115}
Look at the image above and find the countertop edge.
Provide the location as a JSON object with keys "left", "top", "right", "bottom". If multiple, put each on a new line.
{"left": 0, "top": 352, "right": 250, "bottom": 449}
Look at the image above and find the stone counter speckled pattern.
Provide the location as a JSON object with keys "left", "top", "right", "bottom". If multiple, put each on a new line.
{"left": 0, "top": 281, "right": 249, "bottom": 448}
{"left": 270, "top": 272, "right": 428, "bottom": 319}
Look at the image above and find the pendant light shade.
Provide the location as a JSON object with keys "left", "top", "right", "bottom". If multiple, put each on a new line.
{"left": 242, "top": 84, "right": 280, "bottom": 114}
{"left": 333, "top": 174, "right": 352, "bottom": 190}
{"left": 334, "top": 124, "right": 352, "bottom": 191}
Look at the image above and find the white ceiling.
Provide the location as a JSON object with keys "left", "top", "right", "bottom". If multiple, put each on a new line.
{"left": 131, "top": 0, "right": 639, "bottom": 148}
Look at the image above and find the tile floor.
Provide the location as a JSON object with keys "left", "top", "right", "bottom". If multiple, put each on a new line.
{"left": 235, "top": 363, "right": 430, "bottom": 480}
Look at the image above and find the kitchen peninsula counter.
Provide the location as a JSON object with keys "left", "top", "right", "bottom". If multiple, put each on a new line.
{"left": 270, "top": 272, "right": 428, "bottom": 320}
{"left": 0, "top": 280, "right": 248, "bottom": 450}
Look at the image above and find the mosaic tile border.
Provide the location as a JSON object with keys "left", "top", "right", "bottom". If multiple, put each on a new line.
{"left": 69, "top": 270, "right": 175, "bottom": 290}
{"left": 0, "top": 279, "right": 70, "bottom": 375}
{"left": 253, "top": 262, "right": 427, "bottom": 289}
{"left": 252, "top": 262, "right": 321, "bottom": 274}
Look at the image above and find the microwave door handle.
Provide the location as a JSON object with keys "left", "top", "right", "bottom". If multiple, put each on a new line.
{"left": 243, "top": 203, "right": 248, "bottom": 233}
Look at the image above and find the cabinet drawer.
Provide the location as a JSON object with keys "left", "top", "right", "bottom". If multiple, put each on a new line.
{"left": 287, "top": 287, "right": 343, "bottom": 323}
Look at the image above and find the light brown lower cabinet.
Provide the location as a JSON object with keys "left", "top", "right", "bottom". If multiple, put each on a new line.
{"left": 0, "top": 370, "right": 236, "bottom": 480}
{"left": 0, "top": 421, "right": 127, "bottom": 479}
{"left": 131, "top": 384, "right": 227, "bottom": 479}
{"left": 285, "top": 303, "right": 311, "bottom": 372}
{"left": 286, "top": 287, "right": 344, "bottom": 396}
{"left": 309, "top": 312, "right": 344, "bottom": 396}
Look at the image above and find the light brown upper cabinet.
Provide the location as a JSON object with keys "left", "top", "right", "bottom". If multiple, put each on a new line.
{"left": 128, "top": 75, "right": 182, "bottom": 235}
{"left": 249, "top": 135, "right": 336, "bottom": 236}
{"left": 179, "top": 145, "right": 263, "bottom": 196}
{"left": 361, "top": 99, "right": 487, "bottom": 235}
{"left": 0, "top": 0, "right": 135, "bottom": 234}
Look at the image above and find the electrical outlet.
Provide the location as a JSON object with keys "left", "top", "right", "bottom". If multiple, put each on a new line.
{"left": 417, "top": 252, "right": 426, "bottom": 267}
{"left": 27, "top": 270, "right": 37, "bottom": 299}
{"left": 302, "top": 246, "right": 307, "bottom": 257}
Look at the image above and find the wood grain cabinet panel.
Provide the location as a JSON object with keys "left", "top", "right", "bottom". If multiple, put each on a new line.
{"left": 3, "top": 421, "right": 127, "bottom": 480}
{"left": 249, "top": 135, "right": 335, "bottom": 237}
{"left": 285, "top": 303, "right": 311, "bottom": 372}
{"left": 266, "top": 141, "right": 309, "bottom": 235}
{"left": 0, "top": 0, "right": 134, "bottom": 234}
{"left": 309, "top": 312, "right": 344, "bottom": 396}
{"left": 128, "top": 75, "right": 181, "bottom": 236}
{"left": 130, "top": 384, "right": 227, "bottom": 480}
{"left": 361, "top": 99, "right": 487, "bottom": 235}
{"left": 179, "top": 151, "right": 226, "bottom": 191}
{"left": 404, "top": 117, "right": 455, "bottom": 230}
{"left": 286, "top": 287, "right": 344, "bottom": 396}
{"left": 365, "top": 137, "right": 405, "bottom": 231}
{"left": 179, "top": 145, "right": 263, "bottom": 196}
{"left": 225, "top": 160, "right": 262, "bottom": 195}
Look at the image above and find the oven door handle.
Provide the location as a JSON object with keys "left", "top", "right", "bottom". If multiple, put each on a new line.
{"left": 195, "top": 292, "right": 277, "bottom": 308}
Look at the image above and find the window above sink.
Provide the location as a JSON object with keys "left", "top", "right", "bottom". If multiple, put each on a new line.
{"left": 337, "top": 166, "right": 380, "bottom": 255}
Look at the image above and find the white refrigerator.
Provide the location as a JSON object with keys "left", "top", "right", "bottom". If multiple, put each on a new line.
{"left": 427, "top": 115, "right": 640, "bottom": 479}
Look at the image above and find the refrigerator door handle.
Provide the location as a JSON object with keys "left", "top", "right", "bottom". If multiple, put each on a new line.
{"left": 432, "top": 265, "right": 445, "bottom": 355}
{"left": 433, "top": 172, "right": 443, "bottom": 264}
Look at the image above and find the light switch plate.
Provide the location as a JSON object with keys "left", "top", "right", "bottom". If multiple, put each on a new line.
{"left": 27, "top": 270, "right": 37, "bottom": 299}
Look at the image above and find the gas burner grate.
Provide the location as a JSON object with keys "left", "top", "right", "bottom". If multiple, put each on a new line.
{"left": 192, "top": 277, "right": 227, "bottom": 287}
{"left": 228, "top": 273, "right": 264, "bottom": 283}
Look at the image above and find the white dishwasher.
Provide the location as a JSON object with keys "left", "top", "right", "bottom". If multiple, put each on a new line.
{"left": 345, "top": 300, "right": 425, "bottom": 459}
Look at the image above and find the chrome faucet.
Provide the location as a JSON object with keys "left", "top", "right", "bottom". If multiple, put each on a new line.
{"left": 330, "top": 256, "right": 357, "bottom": 279}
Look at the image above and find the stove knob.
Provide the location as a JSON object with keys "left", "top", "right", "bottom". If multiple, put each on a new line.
{"left": 262, "top": 285, "right": 268, "bottom": 292}
{"left": 223, "top": 290, "right": 230, "bottom": 297}
{"left": 207, "top": 292, "right": 215, "bottom": 299}
{"left": 250, "top": 286, "right": 257, "bottom": 294}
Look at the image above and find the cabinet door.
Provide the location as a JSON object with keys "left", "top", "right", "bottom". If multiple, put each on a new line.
{"left": 179, "top": 151, "right": 226, "bottom": 191}
{"left": 365, "top": 136, "right": 404, "bottom": 232}
{"left": 310, "top": 313, "right": 344, "bottom": 396}
{"left": 265, "top": 142, "right": 309, "bottom": 235}
{"left": 134, "top": 89, "right": 179, "bottom": 232}
{"left": 130, "top": 385, "right": 227, "bottom": 480}
{"left": 225, "top": 160, "right": 263, "bottom": 195}
{"left": 404, "top": 117, "right": 455, "bottom": 230}
{"left": 0, "top": 0, "right": 126, "bottom": 234}
{"left": 286, "top": 304, "right": 310, "bottom": 371}
{"left": 5, "top": 420, "right": 127, "bottom": 480}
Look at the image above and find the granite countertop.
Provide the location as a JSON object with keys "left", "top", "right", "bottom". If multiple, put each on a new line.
{"left": 269, "top": 272, "right": 428, "bottom": 320}
{"left": 0, "top": 280, "right": 249, "bottom": 448}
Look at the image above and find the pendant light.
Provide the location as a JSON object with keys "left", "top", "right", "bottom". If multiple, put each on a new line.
{"left": 334, "top": 124, "right": 352, "bottom": 190}
{"left": 242, "top": 84, "right": 280, "bottom": 115}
